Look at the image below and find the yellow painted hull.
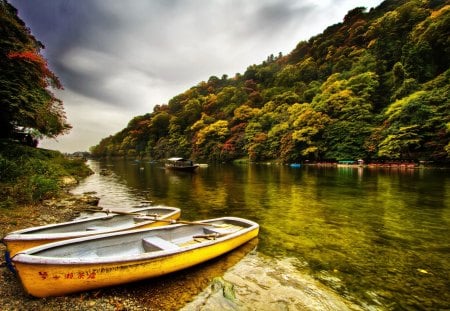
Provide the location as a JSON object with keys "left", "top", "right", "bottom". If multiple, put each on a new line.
{"left": 13, "top": 225, "right": 258, "bottom": 297}
{"left": 4, "top": 208, "right": 180, "bottom": 257}
{"left": 6, "top": 238, "right": 62, "bottom": 258}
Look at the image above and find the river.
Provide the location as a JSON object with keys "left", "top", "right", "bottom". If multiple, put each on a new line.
{"left": 72, "top": 159, "right": 450, "bottom": 310}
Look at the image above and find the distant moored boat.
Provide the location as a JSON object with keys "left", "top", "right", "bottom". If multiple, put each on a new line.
{"left": 165, "top": 157, "right": 199, "bottom": 171}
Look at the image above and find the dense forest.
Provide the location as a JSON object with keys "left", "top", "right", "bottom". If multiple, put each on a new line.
{"left": 91, "top": 0, "right": 449, "bottom": 164}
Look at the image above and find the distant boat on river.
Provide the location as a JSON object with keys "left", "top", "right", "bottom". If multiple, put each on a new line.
{"left": 165, "top": 157, "right": 199, "bottom": 172}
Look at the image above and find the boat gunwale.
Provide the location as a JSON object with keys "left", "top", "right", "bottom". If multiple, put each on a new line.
{"left": 2, "top": 206, "right": 180, "bottom": 241}
{"left": 12, "top": 217, "right": 259, "bottom": 265}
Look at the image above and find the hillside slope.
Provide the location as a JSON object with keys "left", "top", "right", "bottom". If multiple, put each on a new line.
{"left": 91, "top": 0, "right": 449, "bottom": 164}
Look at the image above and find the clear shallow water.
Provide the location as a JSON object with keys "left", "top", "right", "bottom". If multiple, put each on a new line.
{"left": 73, "top": 160, "right": 450, "bottom": 309}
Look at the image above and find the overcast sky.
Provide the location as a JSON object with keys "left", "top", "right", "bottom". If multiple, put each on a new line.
{"left": 9, "top": 0, "right": 383, "bottom": 153}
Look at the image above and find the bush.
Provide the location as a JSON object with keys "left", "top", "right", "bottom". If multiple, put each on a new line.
{"left": 0, "top": 197, "right": 15, "bottom": 209}
{"left": 28, "top": 175, "right": 60, "bottom": 201}
{"left": 0, "top": 155, "right": 20, "bottom": 182}
{"left": 0, "top": 142, "right": 92, "bottom": 206}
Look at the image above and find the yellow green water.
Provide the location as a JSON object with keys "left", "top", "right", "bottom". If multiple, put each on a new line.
{"left": 73, "top": 160, "right": 450, "bottom": 309}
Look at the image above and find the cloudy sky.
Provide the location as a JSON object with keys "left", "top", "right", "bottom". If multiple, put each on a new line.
{"left": 9, "top": 0, "right": 383, "bottom": 153}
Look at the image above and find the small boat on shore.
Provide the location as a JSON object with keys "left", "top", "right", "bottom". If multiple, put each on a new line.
{"left": 165, "top": 157, "right": 199, "bottom": 172}
{"left": 3, "top": 206, "right": 180, "bottom": 257}
{"left": 12, "top": 216, "right": 259, "bottom": 297}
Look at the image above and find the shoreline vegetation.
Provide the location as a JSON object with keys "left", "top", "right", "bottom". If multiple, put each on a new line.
{"left": 0, "top": 142, "right": 93, "bottom": 209}
{"left": 92, "top": 153, "right": 448, "bottom": 170}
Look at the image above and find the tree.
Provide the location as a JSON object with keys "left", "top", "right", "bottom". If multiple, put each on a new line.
{"left": 195, "top": 120, "right": 229, "bottom": 146}
{"left": 290, "top": 103, "right": 331, "bottom": 159}
{"left": 379, "top": 82, "right": 450, "bottom": 161}
{"left": 149, "top": 112, "right": 170, "bottom": 140}
{"left": 0, "top": 1, "right": 70, "bottom": 139}
{"left": 275, "top": 57, "right": 318, "bottom": 87}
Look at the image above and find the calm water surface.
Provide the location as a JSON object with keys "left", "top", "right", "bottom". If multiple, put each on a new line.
{"left": 73, "top": 160, "right": 450, "bottom": 310}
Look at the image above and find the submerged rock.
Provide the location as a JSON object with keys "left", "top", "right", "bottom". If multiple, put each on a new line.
{"left": 182, "top": 254, "right": 363, "bottom": 311}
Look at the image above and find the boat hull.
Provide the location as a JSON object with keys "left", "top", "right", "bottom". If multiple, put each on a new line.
{"left": 12, "top": 217, "right": 259, "bottom": 297}
{"left": 3, "top": 206, "right": 180, "bottom": 257}
{"left": 165, "top": 164, "right": 199, "bottom": 172}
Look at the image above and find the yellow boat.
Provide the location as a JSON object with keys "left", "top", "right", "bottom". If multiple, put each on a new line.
{"left": 12, "top": 216, "right": 259, "bottom": 297}
{"left": 3, "top": 206, "right": 180, "bottom": 257}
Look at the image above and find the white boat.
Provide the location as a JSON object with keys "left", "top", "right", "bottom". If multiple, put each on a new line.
{"left": 165, "top": 157, "right": 199, "bottom": 171}
{"left": 3, "top": 206, "right": 180, "bottom": 257}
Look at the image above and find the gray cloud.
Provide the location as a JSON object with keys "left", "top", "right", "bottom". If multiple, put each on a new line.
{"left": 9, "top": 0, "right": 383, "bottom": 152}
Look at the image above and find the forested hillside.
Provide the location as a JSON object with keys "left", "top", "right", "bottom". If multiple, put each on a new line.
{"left": 90, "top": 0, "right": 450, "bottom": 164}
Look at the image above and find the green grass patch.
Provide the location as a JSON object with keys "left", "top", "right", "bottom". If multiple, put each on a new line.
{"left": 0, "top": 141, "right": 92, "bottom": 208}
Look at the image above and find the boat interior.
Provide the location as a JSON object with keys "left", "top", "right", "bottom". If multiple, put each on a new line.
{"left": 19, "top": 207, "right": 177, "bottom": 235}
{"left": 31, "top": 219, "right": 251, "bottom": 258}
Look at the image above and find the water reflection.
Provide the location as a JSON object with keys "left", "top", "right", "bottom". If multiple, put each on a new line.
{"left": 75, "top": 160, "right": 450, "bottom": 309}
{"left": 71, "top": 160, "right": 149, "bottom": 209}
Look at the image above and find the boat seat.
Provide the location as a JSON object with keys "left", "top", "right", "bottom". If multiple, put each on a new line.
{"left": 203, "top": 225, "right": 242, "bottom": 235}
{"left": 142, "top": 236, "right": 179, "bottom": 251}
{"left": 203, "top": 228, "right": 222, "bottom": 235}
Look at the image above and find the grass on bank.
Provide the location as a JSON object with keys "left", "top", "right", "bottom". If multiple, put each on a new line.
{"left": 0, "top": 141, "right": 92, "bottom": 209}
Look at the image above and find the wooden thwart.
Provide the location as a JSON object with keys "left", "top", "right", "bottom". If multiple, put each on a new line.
{"left": 137, "top": 216, "right": 227, "bottom": 228}
{"left": 87, "top": 208, "right": 226, "bottom": 228}
{"left": 84, "top": 208, "right": 159, "bottom": 218}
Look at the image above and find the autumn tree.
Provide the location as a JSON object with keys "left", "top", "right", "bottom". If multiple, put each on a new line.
{"left": 0, "top": 1, "right": 70, "bottom": 140}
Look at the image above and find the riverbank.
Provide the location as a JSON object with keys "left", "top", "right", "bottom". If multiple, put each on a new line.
{"left": 0, "top": 143, "right": 93, "bottom": 209}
